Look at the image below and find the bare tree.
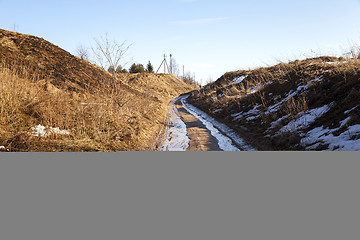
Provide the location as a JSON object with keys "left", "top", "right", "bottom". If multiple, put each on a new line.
{"left": 91, "top": 34, "right": 131, "bottom": 80}
{"left": 170, "top": 57, "right": 180, "bottom": 76}
{"left": 76, "top": 44, "right": 90, "bottom": 61}
{"left": 182, "top": 71, "right": 197, "bottom": 85}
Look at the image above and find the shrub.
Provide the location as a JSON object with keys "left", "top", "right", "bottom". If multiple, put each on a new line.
{"left": 129, "top": 63, "right": 145, "bottom": 73}
{"left": 182, "top": 72, "right": 197, "bottom": 85}
{"left": 146, "top": 61, "right": 154, "bottom": 73}
{"left": 116, "top": 66, "right": 128, "bottom": 73}
{"left": 108, "top": 66, "right": 115, "bottom": 74}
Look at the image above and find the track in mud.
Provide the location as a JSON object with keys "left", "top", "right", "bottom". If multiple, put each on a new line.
{"left": 160, "top": 95, "right": 257, "bottom": 151}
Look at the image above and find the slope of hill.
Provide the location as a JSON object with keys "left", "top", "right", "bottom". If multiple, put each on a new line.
{"left": 187, "top": 56, "right": 360, "bottom": 151}
{"left": 0, "top": 29, "right": 112, "bottom": 92}
{"left": 0, "top": 29, "right": 197, "bottom": 151}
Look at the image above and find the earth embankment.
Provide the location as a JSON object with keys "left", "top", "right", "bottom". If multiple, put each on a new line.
{"left": 0, "top": 29, "right": 198, "bottom": 151}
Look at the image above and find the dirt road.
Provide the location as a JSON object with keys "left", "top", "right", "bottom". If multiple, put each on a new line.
{"left": 160, "top": 95, "right": 256, "bottom": 151}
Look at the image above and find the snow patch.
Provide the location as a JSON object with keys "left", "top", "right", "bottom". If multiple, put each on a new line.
{"left": 160, "top": 97, "right": 190, "bottom": 151}
{"left": 344, "top": 105, "right": 358, "bottom": 115}
{"left": 249, "top": 86, "right": 258, "bottom": 94}
{"left": 230, "top": 75, "right": 247, "bottom": 85}
{"left": 267, "top": 115, "right": 289, "bottom": 131}
{"left": 301, "top": 124, "right": 360, "bottom": 151}
{"left": 31, "top": 125, "right": 70, "bottom": 137}
{"left": 265, "top": 77, "right": 323, "bottom": 115}
{"left": 276, "top": 103, "right": 332, "bottom": 135}
{"left": 326, "top": 61, "right": 348, "bottom": 65}
{"left": 182, "top": 96, "right": 256, "bottom": 151}
{"left": 246, "top": 115, "right": 259, "bottom": 121}
{"left": 339, "top": 117, "right": 351, "bottom": 128}
{"left": 231, "top": 105, "right": 262, "bottom": 121}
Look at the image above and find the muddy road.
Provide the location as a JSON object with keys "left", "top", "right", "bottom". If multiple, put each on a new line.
{"left": 160, "top": 95, "right": 257, "bottom": 151}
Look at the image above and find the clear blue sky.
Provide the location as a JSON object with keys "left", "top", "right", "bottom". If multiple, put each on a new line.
{"left": 1, "top": 0, "right": 360, "bottom": 85}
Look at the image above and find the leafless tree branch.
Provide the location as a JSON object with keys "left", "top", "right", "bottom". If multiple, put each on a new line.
{"left": 91, "top": 34, "right": 132, "bottom": 79}
{"left": 76, "top": 44, "right": 90, "bottom": 61}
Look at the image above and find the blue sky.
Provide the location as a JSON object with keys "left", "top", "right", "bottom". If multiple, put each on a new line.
{"left": 1, "top": 0, "right": 360, "bottom": 85}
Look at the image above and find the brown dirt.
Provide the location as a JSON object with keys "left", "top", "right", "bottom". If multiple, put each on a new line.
{"left": 0, "top": 29, "right": 113, "bottom": 93}
{"left": 188, "top": 56, "right": 360, "bottom": 150}
{"left": 174, "top": 98, "right": 221, "bottom": 151}
{"left": 117, "top": 73, "right": 199, "bottom": 151}
{"left": 0, "top": 28, "right": 198, "bottom": 151}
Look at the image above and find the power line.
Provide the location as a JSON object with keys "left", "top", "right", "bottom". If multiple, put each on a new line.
{"left": 156, "top": 54, "right": 171, "bottom": 74}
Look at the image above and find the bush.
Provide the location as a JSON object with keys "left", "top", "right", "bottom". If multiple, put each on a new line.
{"left": 146, "top": 61, "right": 154, "bottom": 73}
{"left": 129, "top": 63, "right": 145, "bottom": 73}
{"left": 116, "top": 66, "right": 128, "bottom": 73}
{"left": 182, "top": 72, "right": 197, "bottom": 85}
{"left": 108, "top": 66, "right": 115, "bottom": 74}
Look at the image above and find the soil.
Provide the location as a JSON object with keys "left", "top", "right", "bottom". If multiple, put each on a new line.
{"left": 0, "top": 28, "right": 199, "bottom": 151}
{"left": 0, "top": 29, "right": 113, "bottom": 93}
{"left": 174, "top": 98, "right": 222, "bottom": 151}
{"left": 188, "top": 57, "right": 360, "bottom": 151}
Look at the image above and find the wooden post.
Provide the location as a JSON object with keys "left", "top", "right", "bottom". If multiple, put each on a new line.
{"left": 163, "top": 54, "right": 166, "bottom": 73}
{"left": 156, "top": 54, "right": 171, "bottom": 74}
{"left": 170, "top": 54, "right": 172, "bottom": 74}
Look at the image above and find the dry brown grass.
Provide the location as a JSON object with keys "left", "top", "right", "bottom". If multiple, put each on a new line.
{"left": 0, "top": 64, "right": 126, "bottom": 151}
{"left": 187, "top": 56, "right": 360, "bottom": 150}
{"left": 0, "top": 64, "right": 196, "bottom": 151}
{"left": 284, "top": 95, "right": 308, "bottom": 125}
{"left": 0, "top": 29, "right": 197, "bottom": 151}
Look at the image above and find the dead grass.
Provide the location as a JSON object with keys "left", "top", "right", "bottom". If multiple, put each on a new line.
{"left": 0, "top": 64, "right": 196, "bottom": 151}
{"left": 284, "top": 95, "right": 308, "bottom": 126}
{"left": 187, "top": 56, "right": 360, "bottom": 150}
{"left": 0, "top": 28, "right": 197, "bottom": 151}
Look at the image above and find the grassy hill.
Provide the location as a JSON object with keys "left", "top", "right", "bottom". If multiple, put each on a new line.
{"left": 187, "top": 56, "right": 360, "bottom": 151}
{"left": 0, "top": 29, "right": 198, "bottom": 151}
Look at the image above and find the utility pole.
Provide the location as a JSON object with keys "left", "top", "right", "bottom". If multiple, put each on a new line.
{"left": 164, "top": 54, "right": 166, "bottom": 73}
{"left": 183, "top": 65, "right": 185, "bottom": 80}
{"left": 156, "top": 54, "right": 170, "bottom": 74}
{"left": 169, "top": 54, "right": 172, "bottom": 74}
{"left": 13, "top": 24, "right": 18, "bottom": 32}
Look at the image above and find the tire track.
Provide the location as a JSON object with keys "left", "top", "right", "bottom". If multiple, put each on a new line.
{"left": 160, "top": 95, "right": 257, "bottom": 151}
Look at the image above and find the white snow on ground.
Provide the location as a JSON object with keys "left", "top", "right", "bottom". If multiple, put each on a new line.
{"left": 267, "top": 115, "right": 289, "bottom": 131}
{"left": 249, "top": 86, "right": 258, "bottom": 94}
{"left": 0, "top": 146, "right": 9, "bottom": 151}
{"left": 31, "top": 125, "right": 70, "bottom": 137}
{"left": 230, "top": 75, "right": 247, "bottom": 85}
{"left": 160, "top": 97, "right": 190, "bottom": 151}
{"left": 246, "top": 115, "right": 261, "bottom": 121}
{"left": 231, "top": 105, "right": 262, "bottom": 121}
{"left": 301, "top": 123, "right": 360, "bottom": 151}
{"left": 311, "top": 76, "right": 323, "bottom": 82}
{"left": 265, "top": 77, "right": 323, "bottom": 115}
{"left": 246, "top": 80, "right": 274, "bottom": 95}
{"left": 231, "top": 112, "right": 243, "bottom": 120}
{"left": 344, "top": 105, "right": 359, "bottom": 114}
{"left": 276, "top": 103, "right": 333, "bottom": 135}
{"left": 326, "top": 61, "right": 349, "bottom": 65}
{"left": 339, "top": 117, "right": 352, "bottom": 128}
{"left": 181, "top": 96, "right": 257, "bottom": 151}
{"left": 230, "top": 77, "right": 324, "bottom": 121}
